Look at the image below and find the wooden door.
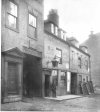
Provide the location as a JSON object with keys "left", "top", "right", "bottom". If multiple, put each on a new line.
{"left": 45, "top": 75, "right": 50, "bottom": 97}
{"left": 7, "top": 62, "right": 18, "bottom": 94}
{"left": 71, "top": 73, "right": 77, "bottom": 94}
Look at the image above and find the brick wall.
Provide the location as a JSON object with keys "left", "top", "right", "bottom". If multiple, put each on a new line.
{"left": 43, "top": 32, "right": 70, "bottom": 70}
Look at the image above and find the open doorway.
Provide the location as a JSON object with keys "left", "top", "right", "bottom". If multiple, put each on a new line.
{"left": 45, "top": 75, "right": 50, "bottom": 97}
{"left": 71, "top": 73, "right": 77, "bottom": 94}
{"left": 23, "top": 54, "right": 42, "bottom": 97}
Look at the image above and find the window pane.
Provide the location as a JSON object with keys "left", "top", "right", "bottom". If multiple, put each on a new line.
{"left": 51, "top": 24, "right": 54, "bottom": 33}
{"left": 9, "top": 1, "right": 17, "bottom": 17}
{"left": 61, "top": 31, "right": 64, "bottom": 39}
{"left": 29, "top": 14, "right": 36, "bottom": 27}
{"left": 56, "top": 49, "right": 61, "bottom": 58}
{"left": 55, "top": 26, "right": 58, "bottom": 36}
{"left": 8, "top": 14, "right": 16, "bottom": 28}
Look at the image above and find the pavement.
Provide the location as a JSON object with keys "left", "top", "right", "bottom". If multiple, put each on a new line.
{"left": 1, "top": 92, "right": 100, "bottom": 111}
{"left": 45, "top": 94, "right": 82, "bottom": 101}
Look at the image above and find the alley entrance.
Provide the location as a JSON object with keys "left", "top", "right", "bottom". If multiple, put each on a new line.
{"left": 23, "top": 54, "right": 42, "bottom": 97}
{"left": 71, "top": 73, "right": 77, "bottom": 94}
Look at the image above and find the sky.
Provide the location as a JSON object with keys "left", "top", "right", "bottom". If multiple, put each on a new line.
{"left": 44, "top": 0, "right": 100, "bottom": 44}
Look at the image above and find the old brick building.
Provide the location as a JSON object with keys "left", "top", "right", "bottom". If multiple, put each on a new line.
{"left": 42, "top": 9, "right": 91, "bottom": 97}
{"left": 42, "top": 10, "right": 70, "bottom": 97}
{"left": 69, "top": 38, "right": 91, "bottom": 94}
{"left": 1, "top": 0, "right": 92, "bottom": 103}
{"left": 82, "top": 32, "right": 100, "bottom": 88}
{"left": 1, "top": 0, "right": 44, "bottom": 102}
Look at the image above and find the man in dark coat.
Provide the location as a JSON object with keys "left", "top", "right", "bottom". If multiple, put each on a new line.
{"left": 51, "top": 80, "right": 56, "bottom": 97}
{"left": 78, "top": 81, "right": 83, "bottom": 94}
{"left": 81, "top": 78, "right": 89, "bottom": 95}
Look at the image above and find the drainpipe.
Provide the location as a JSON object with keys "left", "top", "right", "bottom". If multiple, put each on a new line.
{"left": 89, "top": 56, "right": 91, "bottom": 81}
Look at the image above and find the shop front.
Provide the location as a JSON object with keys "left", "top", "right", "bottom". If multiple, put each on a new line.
{"left": 43, "top": 69, "right": 72, "bottom": 97}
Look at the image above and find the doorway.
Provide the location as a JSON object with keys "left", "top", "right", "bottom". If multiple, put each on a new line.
{"left": 71, "top": 73, "right": 77, "bottom": 94}
{"left": 7, "top": 62, "right": 18, "bottom": 94}
{"left": 45, "top": 75, "right": 50, "bottom": 97}
{"left": 23, "top": 54, "right": 42, "bottom": 97}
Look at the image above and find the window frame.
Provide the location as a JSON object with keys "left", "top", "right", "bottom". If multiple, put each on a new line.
{"left": 55, "top": 26, "right": 58, "bottom": 36}
{"left": 78, "top": 57, "right": 82, "bottom": 68}
{"left": 6, "top": 0, "right": 19, "bottom": 32}
{"left": 29, "top": 13, "right": 37, "bottom": 28}
{"left": 51, "top": 23, "right": 54, "bottom": 34}
{"left": 28, "top": 12, "right": 37, "bottom": 39}
{"left": 56, "top": 48, "right": 62, "bottom": 64}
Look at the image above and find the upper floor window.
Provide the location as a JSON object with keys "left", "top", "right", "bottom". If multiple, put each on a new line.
{"left": 56, "top": 48, "right": 62, "bottom": 64}
{"left": 51, "top": 23, "right": 58, "bottom": 36}
{"left": 63, "top": 33, "right": 67, "bottom": 41}
{"left": 51, "top": 23, "right": 54, "bottom": 34}
{"left": 71, "top": 51, "right": 75, "bottom": 63}
{"left": 7, "top": 1, "right": 18, "bottom": 29}
{"left": 78, "top": 57, "right": 82, "bottom": 68}
{"left": 55, "top": 26, "right": 58, "bottom": 36}
{"left": 61, "top": 31, "right": 64, "bottom": 39}
{"left": 85, "top": 60, "right": 88, "bottom": 70}
{"left": 28, "top": 13, "right": 37, "bottom": 38}
{"left": 29, "top": 14, "right": 36, "bottom": 28}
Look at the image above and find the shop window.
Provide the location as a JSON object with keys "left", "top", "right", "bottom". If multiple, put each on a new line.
{"left": 28, "top": 13, "right": 37, "bottom": 38}
{"left": 60, "top": 72, "right": 66, "bottom": 86}
{"left": 6, "top": 1, "right": 18, "bottom": 30}
{"left": 56, "top": 48, "right": 62, "bottom": 64}
{"left": 79, "top": 75, "right": 82, "bottom": 82}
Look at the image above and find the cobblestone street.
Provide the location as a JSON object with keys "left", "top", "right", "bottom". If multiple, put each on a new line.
{"left": 1, "top": 92, "right": 100, "bottom": 112}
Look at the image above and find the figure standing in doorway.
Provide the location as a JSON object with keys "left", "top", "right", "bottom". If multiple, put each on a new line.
{"left": 81, "top": 78, "right": 89, "bottom": 95}
{"left": 78, "top": 81, "right": 83, "bottom": 94}
{"left": 51, "top": 79, "right": 56, "bottom": 97}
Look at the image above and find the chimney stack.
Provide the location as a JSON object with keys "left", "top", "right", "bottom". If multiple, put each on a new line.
{"left": 48, "top": 9, "right": 59, "bottom": 27}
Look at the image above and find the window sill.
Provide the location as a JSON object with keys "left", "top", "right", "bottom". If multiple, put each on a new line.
{"left": 27, "top": 35, "right": 37, "bottom": 41}
{"left": 5, "top": 25, "right": 19, "bottom": 33}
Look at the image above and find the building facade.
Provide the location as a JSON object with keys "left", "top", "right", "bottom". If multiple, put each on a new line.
{"left": 69, "top": 41, "right": 91, "bottom": 94}
{"left": 1, "top": 0, "right": 44, "bottom": 102}
{"left": 82, "top": 32, "right": 100, "bottom": 88}
{"left": 42, "top": 10, "right": 70, "bottom": 97}
{"left": 43, "top": 10, "right": 91, "bottom": 97}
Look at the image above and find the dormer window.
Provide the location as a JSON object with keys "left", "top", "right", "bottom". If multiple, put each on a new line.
{"left": 51, "top": 23, "right": 54, "bottom": 34}
{"left": 55, "top": 26, "right": 58, "bottom": 36}
{"left": 61, "top": 31, "right": 64, "bottom": 39}
{"left": 51, "top": 23, "right": 58, "bottom": 36}
{"left": 64, "top": 33, "right": 67, "bottom": 41}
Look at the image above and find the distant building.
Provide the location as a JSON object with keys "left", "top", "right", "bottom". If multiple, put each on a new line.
{"left": 1, "top": 0, "right": 44, "bottom": 102}
{"left": 82, "top": 32, "right": 100, "bottom": 88}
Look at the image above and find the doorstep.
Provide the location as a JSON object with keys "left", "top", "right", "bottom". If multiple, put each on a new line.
{"left": 45, "top": 95, "right": 82, "bottom": 101}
